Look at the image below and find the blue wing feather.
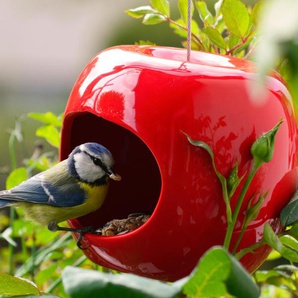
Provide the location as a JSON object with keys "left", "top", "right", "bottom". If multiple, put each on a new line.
{"left": 0, "top": 161, "right": 86, "bottom": 207}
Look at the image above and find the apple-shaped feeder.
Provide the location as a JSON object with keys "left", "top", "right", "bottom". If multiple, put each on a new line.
{"left": 60, "top": 45, "right": 297, "bottom": 282}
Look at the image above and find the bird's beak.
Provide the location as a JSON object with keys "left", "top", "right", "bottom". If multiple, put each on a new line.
{"left": 109, "top": 173, "right": 122, "bottom": 181}
{"left": 108, "top": 169, "right": 122, "bottom": 181}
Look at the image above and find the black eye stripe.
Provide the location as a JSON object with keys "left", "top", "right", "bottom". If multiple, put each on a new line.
{"left": 86, "top": 153, "right": 109, "bottom": 173}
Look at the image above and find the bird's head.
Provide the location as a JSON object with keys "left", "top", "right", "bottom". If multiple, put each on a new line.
{"left": 67, "top": 142, "right": 121, "bottom": 185}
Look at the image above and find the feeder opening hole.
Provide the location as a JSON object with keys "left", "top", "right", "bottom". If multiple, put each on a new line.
{"left": 64, "top": 113, "right": 162, "bottom": 231}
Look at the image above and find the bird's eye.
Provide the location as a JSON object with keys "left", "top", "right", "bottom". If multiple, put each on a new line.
{"left": 91, "top": 156, "right": 104, "bottom": 167}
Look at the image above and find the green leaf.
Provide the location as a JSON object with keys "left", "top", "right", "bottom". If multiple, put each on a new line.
{"left": 0, "top": 274, "right": 40, "bottom": 296}
{"left": 255, "top": 269, "right": 296, "bottom": 291}
{"left": 170, "top": 18, "right": 199, "bottom": 39}
{"left": 251, "top": 1, "right": 262, "bottom": 26}
{"left": 150, "top": 0, "right": 170, "bottom": 16}
{"left": 266, "top": 250, "right": 281, "bottom": 261}
{"left": 214, "top": 0, "right": 223, "bottom": 17}
{"left": 6, "top": 167, "right": 28, "bottom": 190}
{"left": 28, "top": 112, "right": 62, "bottom": 127}
{"left": 263, "top": 223, "right": 283, "bottom": 252}
{"left": 255, "top": 270, "right": 282, "bottom": 283}
{"left": 264, "top": 223, "right": 298, "bottom": 262}
{"left": 225, "top": 250, "right": 260, "bottom": 298}
{"left": 126, "top": 6, "right": 157, "bottom": 19}
{"left": 288, "top": 222, "right": 298, "bottom": 239}
{"left": 256, "top": 269, "right": 296, "bottom": 291}
{"left": 143, "top": 13, "right": 167, "bottom": 25}
{"left": 35, "top": 263, "right": 59, "bottom": 286}
{"left": 125, "top": 6, "right": 157, "bottom": 19}
{"left": 62, "top": 266, "right": 182, "bottom": 298}
{"left": 182, "top": 132, "right": 227, "bottom": 187}
{"left": 202, "top": 27, "right": 226, "bottom": 49}
{"left": 178, "top": 0, "right": 193, "bottom": 26}
{"left": 36, "top": 125, "right": 60, "bottom": 148}
{"left": 221, "top": 0, "right": 251, "bottom": 38}
{"left": 280, "top": 191, "right": 298, "bottom": 228}
{"left": 275, "top": 264, "right": 298, "bottom": 272}
{"left": 182, "top": 248, "right": 229, "bottom": 297}
{"left": 182, "top": 247, "right": 259, "bottom": 298}
{"left": 170, "top": 18, "right": 187, "bottom": 38}
{"left": 244, "top": 192, "right": 267, "bottom": 227}
{"left": 280, "top": 235, "right": 298, "bottom": 252}
{"left": 191, "top": 19, "right": 200, "bottom": 36}
{"left": 228, "top": 33, "right": 240, "bottom": 50}
{"left": 135, "top": 40, "right": 156, "bottom": 46}
{"left": 182, "top": 132, "right": 228, "bottom": 198}
{"left": 0, "top": 227, "right": 17, "bottom": 246}
{"left": 195, "top": 1, "right": 215, "bottom": 26}
{"left": 199, "top": 31, "right": 212, "bottom": 51}
{"left": 233, "top": 35, "right": 254, "bottom": 55}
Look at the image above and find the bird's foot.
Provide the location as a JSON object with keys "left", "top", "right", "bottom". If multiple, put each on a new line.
{"left": 48, "top": 222, "right": 101, "bottom": 250}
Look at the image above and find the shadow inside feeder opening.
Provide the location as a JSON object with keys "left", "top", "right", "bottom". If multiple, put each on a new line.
{"left": 68, "top": 113, "right": 162, "bottom": 231}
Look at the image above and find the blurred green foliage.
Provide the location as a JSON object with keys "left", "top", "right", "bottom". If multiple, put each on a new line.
{"left": 0, "top": 113, "right": 101, "bottom": 297}
{"left": 253, "top": 0, "right": 298, "bottom": 112}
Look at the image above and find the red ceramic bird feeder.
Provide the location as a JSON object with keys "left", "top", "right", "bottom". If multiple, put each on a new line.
{"left": 60, "top": 45, "right": 297, "bottom": 281}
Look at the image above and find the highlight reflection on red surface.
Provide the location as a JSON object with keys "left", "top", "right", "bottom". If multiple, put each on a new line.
{"left": 61, "top": 46, "right": 297, "bottom": 281}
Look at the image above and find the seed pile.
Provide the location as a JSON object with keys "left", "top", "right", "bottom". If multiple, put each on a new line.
{"left": 101, "top": 214, "right": 150, "bottom": 236}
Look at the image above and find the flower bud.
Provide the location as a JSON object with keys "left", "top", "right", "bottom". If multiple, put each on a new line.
{"left": 227, "top": 163, "right": 243, "bottom": 198}
{"left": 251, "top": 119, "right": 282, "bottom": 166}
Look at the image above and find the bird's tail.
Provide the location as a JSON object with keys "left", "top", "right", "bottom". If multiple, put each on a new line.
{"left": 0, "top": 190, "right": 14, "bottom": 208}
{"left": 0, "top": 199, "right": 13, "bottom": 208}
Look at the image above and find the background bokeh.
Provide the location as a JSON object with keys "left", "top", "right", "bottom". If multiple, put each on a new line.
{"left": 0, "top": 0, "right": 256, "bottom": 189}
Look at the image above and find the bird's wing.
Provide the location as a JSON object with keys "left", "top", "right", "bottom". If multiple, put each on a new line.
{"left": 0, "top": 161, "right": 86, "bottom": 207}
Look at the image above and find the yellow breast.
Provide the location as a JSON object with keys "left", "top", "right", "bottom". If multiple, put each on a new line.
{"left": 77, "top": 182, "right": 109, "bottom": 215}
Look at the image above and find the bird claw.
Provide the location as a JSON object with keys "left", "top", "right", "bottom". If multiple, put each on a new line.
{"left": 75, "top": 226, "right": 102, "bottom": 250}
{"left": 48, "top": 222, "right": 102, "bottom": 250}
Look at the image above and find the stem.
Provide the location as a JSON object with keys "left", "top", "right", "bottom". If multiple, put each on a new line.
{"left": 187, "top": 0, "right": 192, "bottom": 62}
{"left": 8, "top": 132, "right": 17, "bottom": 275}
{"left": 7, "top": 116, "right": 25, "bottom": 275}
{"left": 292, "top": 261, "right": 298, "bottom": 291}
{"left": 167, "top": 18, "right": 205, "bottom": 49}
{"left": 234, "top": 240, "right": 265, "bottom": 260}
{"left": 30, "top": 232, "right": 37, "bottom": 282}
{"left": 8, "top": 132, "right": 17, "bottom": 172}
{"left": 223, "top": 186, "right": 233, "bottom": 225}
{"left": 225, "top": 30, "right": 256, "bottom": 56}
{"left": 8, "top": 209, "right": 15, "bottom": 275}
{"left": 223, "top": 163, "right": 260, "bottom": 251}
{"left": 232, "top": 222, "right": 247, "bottom": 255}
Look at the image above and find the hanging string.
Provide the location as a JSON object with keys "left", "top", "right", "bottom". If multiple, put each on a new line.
{"left": 187, "top": 0, "right": 192, "bottom": 62}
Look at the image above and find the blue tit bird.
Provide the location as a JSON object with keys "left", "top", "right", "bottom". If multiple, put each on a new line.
{"left": 0, "top": 142, "right": 121, "bottom": 248}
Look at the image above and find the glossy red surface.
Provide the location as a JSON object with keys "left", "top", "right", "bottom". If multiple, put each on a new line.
{"left": 61, "top": 45, "right": 297, "bottom": 281}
